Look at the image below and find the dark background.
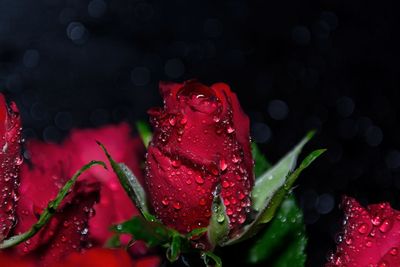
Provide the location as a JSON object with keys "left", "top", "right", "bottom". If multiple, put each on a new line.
{"left": 1, "top": 0, "right": 399, "bottom": 266}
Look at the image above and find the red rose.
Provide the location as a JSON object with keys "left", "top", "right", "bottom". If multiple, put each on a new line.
{"left": 14, "top": 123, "right": 148, "bottom": 264}
{"left": 145, "top": 81, "right": 254, "bottom": 235}
{"left": 327, "top": 196, "right": 400, "bottom": 267}
{"left": 0, "top": 94, "right": 22, "bottom": 242}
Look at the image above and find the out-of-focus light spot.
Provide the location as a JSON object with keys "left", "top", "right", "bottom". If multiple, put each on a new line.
{"left": 23, "top": 49, "right": 40, "bottom": 68}
{"left": 6, "top": 74, "right": 23, "bottom": 93}
{"left": 356, "top": 116, "right": 372, "bottom": 136}
{"left": 88, "top": 0, "right": 107, "bottom": 18}
{"left": 291, "top": 25, "right": 311, "bottom": 45}
{"left": 164, "top": 58, "right": 185, "bottom": 79}
{"left": 66, "top": 22, "right": 89, "bottom": 45}
{"left": 55, "top": 111, "right": 73, "bottom": 130}
{"left": 90, "top": 108, "right": 110, "bottom": 126}
{"left": 336, "top": 96, "right": 355, "bottom": 117}
{"left": 386, "top": 150, "right": 400, "bottom": 169}
{"left": 43, "top": 126, "right": 62, "bottom": 143}
{"left": 251, "top": 122, "right": 272, "bottom": 143}
{"left": 320, "top": 11, "right": 338, "bottom": 31}
{"left": 203, "top": 18, "right": 223, "bottom": 38}
{"left": 31, "top": 102, "right": 48, "bottom": 121}
{"left": 59, "top": 8, "right": 77, "bottom": 25}
{"left": 131, "top": 67, "right": 151, "bottom": 86}
{"left": 365, "top": 125, "right": 383, "bottom": 146}
{"left": 268, "top": 99, "right": 289, "bottom": 120}
{"left": 315, "top": 193, "right": 334, "bottom": 214}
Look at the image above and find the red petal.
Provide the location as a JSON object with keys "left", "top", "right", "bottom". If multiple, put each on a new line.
{"left": 54, "top": 248, "right": 134, "bottom": 267}
{"left": 327, "top": 196, "right": 400, "bottom": 266}
{"left": 0, "top": 94, "right": 22, "bottom": 241}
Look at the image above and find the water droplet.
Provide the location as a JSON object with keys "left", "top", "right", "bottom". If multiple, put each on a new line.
{"left": 216, "top": 214, "right": 225, "bottom": 223}
{"left": 238, "top": 214, "right": 246, "bottom": 224}
{"left": 195, "top": 175, "right": 204, "bottom": 184}
{"left": 357, "top": 223, "right": 368, "bottom": 234}
{"left": 365, "top": 240, "right": 373, "bottom": 247}
{"left": 61, "top": 235, "right": 67, "bottom": 242}
{"left": 162, "top": 197, "right": 169, "bottom": 206}
{"left": 227, "top": 126, "right": 235, "bottom": 134}
{"left": 378, "top": 261, "right": 388, "bottom": 267}
{"left": 390, "top": 247, "right": 398, "bottom": 256}
{"left": 173, "top": 201, "right": 182, "bottom": 210}
{"left": 379, "top": 219, "right": 392, "bottom": 233}
{"left": 171, "top": 159, "right": 181, "bottom": 168}
{"left": 199, "top": 198, "right": 206, "bottom": 206}
{"left": 222, "top": 180, "right": 229, "bottom": 188}
{"left": 185, "top": 179, "right": 192, "bottom": 185}
{"left": 169, "top": 116, "right": 176, "bottom": 126}
{"left": 345, "top": 237, "right": 352, "bottom": 245}
{"left": 14, "top": 155, "right": 23, "bottom": 166}
{"left": 226, "top": 208, "right": 233, "bottom": 215}
{"left": 213, "top": 116, "right": 220, "bottom": 123}
{"left": 180, "top": 116, "right": 187, "bottom": 125}
{"left": 219, "top": 159, "right": 227, "bottom": 171}
{"left": 371, "top": 215, "right": 382, "bottom": 226}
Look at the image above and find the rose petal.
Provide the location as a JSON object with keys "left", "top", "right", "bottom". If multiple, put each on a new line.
{"left": 0, "top": 94, "right": 22, "bottom": 241}
{"left": 327, "top": 196, "right": 400, "bottom": 266}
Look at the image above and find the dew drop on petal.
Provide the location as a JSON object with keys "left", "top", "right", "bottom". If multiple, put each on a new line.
{"left": 195, "top": 175, "right": 204, "bottom": 184}
{"left": 379, "top": 219, "right": 392, "bottom": 233}
{"left": 162, "top": 197, "right": 169, "bottom": 206}
{"left": 173, "top": 201, "right": 182, "bottom": 210}
{"left": 357, "top": 223, "right": 368, "bottom": 234}
{"left": 390, "top": 247, "right": 398, "bottom": 256}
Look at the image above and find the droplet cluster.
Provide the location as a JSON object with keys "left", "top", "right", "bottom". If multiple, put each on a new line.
{"left": 327, "top": 197, "right": 400, "bottom": 267}
{"left": 0, "top": 98, "right": 22, "bottom": 242}
{"left": 145, "top": 81, "right": 254, "bottom": 235}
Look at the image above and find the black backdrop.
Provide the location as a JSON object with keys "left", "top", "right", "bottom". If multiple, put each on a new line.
{"left": 1, "top": 1, "right": 400, "bottom": 266}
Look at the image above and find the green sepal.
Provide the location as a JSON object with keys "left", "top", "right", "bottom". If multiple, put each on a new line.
{"left": 98, "top": 142, "right": 155, "bottom": 222}
{"left": 202, "top": 251, "right": 223, "bottom": 267}
{"left": 0, "top": 160, "right": 106, "bottom": 249}
{"left": 247, "top": 196, "right": 307, "bottom": 266}
{"left": 104, "top": 234, "right": 121, "bottom": 248}
{"left": 207, "top": 194, "right": 230, "bottom": 248}
{"left": 167, "top": 234, "right": 182, "bottom": 262}
{"left": 136, "top": 120, "right": 153, "bottom": 148}
{"left": 222, "top": 132, "right": 325, "bottom": 245}
{"left": 112, "top": 216, "right": 170, "bottom": 247}
{"left": 252, "top": 131, "right": 315, "bottom": 211}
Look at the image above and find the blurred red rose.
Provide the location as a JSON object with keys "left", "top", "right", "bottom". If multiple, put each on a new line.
{"left": 13, "top": 123, "right": 148, "bottom": 265}
{"left": 0, "top": 248, "right": 160, "bottom": 267}
{"left": 145, "top": 81, "right": 254, "bottom": 235}
{"left": 0, "top": 94, "right": 22, "bottom": 242}
{"left": 327, "top": 196, "right": 400, "bottom": 267}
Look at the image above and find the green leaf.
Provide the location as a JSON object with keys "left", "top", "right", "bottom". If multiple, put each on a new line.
{"left": 0, "top": 160, "right": 106, "bottom": 249}
{"left": 257, "top": 149, "right": 326, "bottom": 224}
{"left": 207, "top": 194, "right": 230, "bottom": 248}
{"left": 252, "top": 143, "right": 271, "bottom": 177}
{"left": 222, "top": 132, "right": 324, "bottom": 245}
{"left": 136, "top": 121, "right": 152, "bottom": 148}
{"left": 185, "top": 227, "right": 208, "bottom": 239}
{"left": 98, "top": 142, "right": 155, "bottom": 221}
{"left": 202, "top": 251, "right": 223, "bottom": 267}
{"left": 104, "top": 234, "right": 121, "bottom": 248}
{"left": 252, "top": 131, "right": 315, "bottom": 211}
{"left": 247, "top": 196, "right": 307, "bottom": 267}
{"left": 112, "top": 216, "right": 170, "bottom": 247}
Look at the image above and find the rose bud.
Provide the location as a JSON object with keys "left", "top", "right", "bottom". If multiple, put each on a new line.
{"left": 145, "top": 81, "right": 254, "bottom": 235}
{"left": 327, "top": 196, "right": 400, "bottom": 267}
{"left": 0, "top": 94, "right": 22, "bottom": 242}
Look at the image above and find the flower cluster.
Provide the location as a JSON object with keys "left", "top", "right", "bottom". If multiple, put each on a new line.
{"left": 1, "top": 80, "right": 393, "bottom": 267}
